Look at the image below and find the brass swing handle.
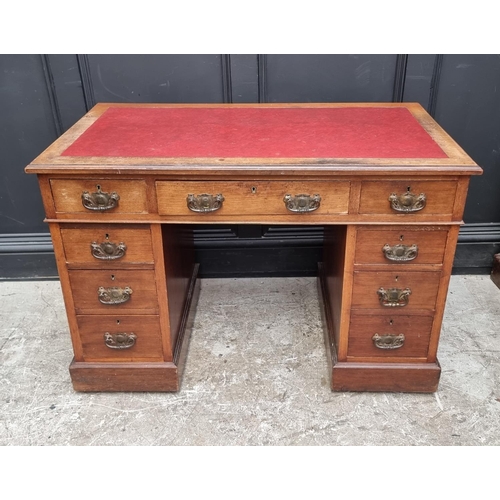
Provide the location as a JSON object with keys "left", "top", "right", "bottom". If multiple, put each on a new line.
{"left": 389, "top": 191, "right": 426, "bottom": 213}
{"left": 383, "top": 243, "right": 418, "bottom": 262}
{"left": 377, "top": 287, "right": 412, "bottom": 307}
{"left": 98, "top": 286, "right": 133, "bottom": 305}
{"left": 187, "top": 193, "right": 224, "bottom": 213}
{"left": 104, "top": 332, "right": 137, "bottom": 349}
{"left": 372, "top": 333, "right": 405, "bottom": 350}
{"left": 82, "top": 186, "right": 120, "bottom": 211}
{"left": 283, "top": 194, "right": 321, "bottom": 213}
{"left": 91, "top": 241, "right": 127, "bottom": 260}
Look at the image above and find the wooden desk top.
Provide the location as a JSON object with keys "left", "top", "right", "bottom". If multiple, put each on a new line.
{"left": 26, "top": 102, "right": 482, "bottom": 177}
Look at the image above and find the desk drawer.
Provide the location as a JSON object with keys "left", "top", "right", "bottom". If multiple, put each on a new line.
{"left": 156, "top": 181, "right": 350, "bottom": 217}
{"left": 77, "top": 315, "right": 163, "bottom": 362}
{"left": 359, "top": 180, "right": 457, "bottom": 218}
{"left": 351, "top": 270, "right": 441, "bottom": 312}
{"left": 60, "top": 224, "right": 154, "bottom": 267}
{"left": 355, "top": 227, "right": 449, "bottom": 265}
{"left": 347, "top": 314, "right": 433, "bottom": 359}
{"left": 50, "top": 179, "right": 148, "bottom": 214}
{"left": 68, "top": 270, "right": 158, "bottom": 314}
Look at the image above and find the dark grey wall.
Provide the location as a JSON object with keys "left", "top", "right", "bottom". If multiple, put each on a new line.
{"left": 434, "top": 55, "right": 500, "bottom": 223}
{"left": 86, "top": 54, "right": 226, "bottom": 104}
{"left": 264, "top": 54, "right": 398, "bottom": 102}
{"left": 0, "top": 55, "right": 58, "bottom": 233}
{"left": 1, "top": 54, "right": 499, "bottom": 278}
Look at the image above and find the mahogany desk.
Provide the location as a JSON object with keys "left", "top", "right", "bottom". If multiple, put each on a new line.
{"left": 25, "top": 103, "right": 482, "bottom": 392}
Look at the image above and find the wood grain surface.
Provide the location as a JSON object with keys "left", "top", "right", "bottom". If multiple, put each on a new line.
{"left": 77, "top": 314, "right": 163, "bottom": 362}
{"left": 60, "top": 224, "right": 154, "bottom": 267}
{"left": 50, "top": 178, "right": 148, "bottom": 214}
{"left": 354, "top": 226, "right": 449, "bottom": 266}
{"left": 347, "top": 313, "right": 433, "bottom": 359}
{"left": 68, "top": 269, "right": 158, "bottom": 315}
{"left": 156, "top": 180, "right": 350, "bottom": 216}
{"left": 351, "top": 270, "right": 441, "bottom": 312}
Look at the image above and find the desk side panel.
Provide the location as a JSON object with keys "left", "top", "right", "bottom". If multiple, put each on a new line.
{"left": 322, "top": 226, "right": 348, "bottom": 357}
{"left": 160, "top": 225, "right": 196, "bottom": 357}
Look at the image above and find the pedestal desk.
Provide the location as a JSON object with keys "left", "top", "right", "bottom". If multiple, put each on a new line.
{"left": 25, "top": 103, "right": 482, "bottom": 393}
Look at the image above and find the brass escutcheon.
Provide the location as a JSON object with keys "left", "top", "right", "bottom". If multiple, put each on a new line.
{"left": 283, "top": 194, "right": 321, "bottom": 213}
{"left": 388, "top": 191, "right": 426, "bottom": 213}
{"left": 382, "top": 243, "right": 418, "bottom": 262}
{"left": 377, "top": 287, "right": 412, "bottom": 307}
{"left": 187, "top": 193, "right": 224, "bottom": 213}
{"left": 104, "top": 332, "right": 137, "bottom": 349}
{"left": 91, "top": 241, "right": 127, "bottom": 260}
{"left": 82, "top": 186, "right": 120, "bottom": 211}
{"left": 372, "top": 333, "right": 405, "bottom": 350}
{"left": 98, "top": 286, "right": 133, "bottom": 305}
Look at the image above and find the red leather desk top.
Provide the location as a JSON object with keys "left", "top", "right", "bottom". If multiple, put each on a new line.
{"left": 61, "top": 107, "right": 448, "bottom": 159}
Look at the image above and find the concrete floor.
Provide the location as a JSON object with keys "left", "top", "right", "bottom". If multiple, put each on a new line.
{"left": 1, "top": 274, "right": 500, "bottom": 445}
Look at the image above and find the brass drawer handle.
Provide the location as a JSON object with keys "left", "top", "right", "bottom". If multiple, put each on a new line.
{"left": 383, "top": 243, "right": 418, "bottom": 262}
{"left": 388, "top": 191, "right": 426, "bottom": 213}
{"left": 372, "top": 333, "right": 405, "bottom": 350}
{"left": 187, "top": 193, "right": 224, "bottom": 213}
{"left": 91, "top": 241, "right": 127, "bottom": 260}
{"left": 98, "top": 286, "right": 133, "bottom": 305}
{"left": 82, "top": 186, "right": 120, "bottom": 211}
{"left": 377, "top": 287, "right": 411, "bottom": 307}
{"left": 104, "top": 332, "right": 137, "bottom": 349}
{"left": 283, "top": 194, "right": 321, "bottom": 213}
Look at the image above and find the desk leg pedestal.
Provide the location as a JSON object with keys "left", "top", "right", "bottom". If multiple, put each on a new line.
{"left": 329, "top": 361, "right": 441, "bottom": 393}
{"left": 69, "top": 263, "right": 200, "bottom": 392}
{"left": 69, "top": 360, "right": 184, "bottom": 392}
{"left": 318, "top": 261, "right": 441, "bottom": 393}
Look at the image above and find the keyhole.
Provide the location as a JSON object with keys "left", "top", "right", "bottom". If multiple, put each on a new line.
{"left": 116, "top": 319, "right": 120, "bottom": 325}
{"left": 251, "top": 186, "right": 257, "bottom": 194}
{"left": 400, "top": 235, "right": 404, "bottom": 241}
{"left": 111, "top": 274, "right": 115, "bottom": 281}
{"left": 389, "top": 319, "right": 393, "bottom": 325}
{"left": 407, "top": 186, "right": 411, "bottom": 192}
{"left": 395, "top": 275, "right": 399, "bottom": 282}
{"left": 105, "top": 233, "right": 109, "bottom": 240}
{"left": 96, "top": 184, "right": 101, "bottom": 191}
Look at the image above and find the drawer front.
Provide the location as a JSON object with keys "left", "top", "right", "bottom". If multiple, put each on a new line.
{"left": 50, "top": 179, "right": 148, "bottom": 214}
{"left": 347, "top": 314, "right": 433, "bottom": 359}
{"left": 351, "top": 270, "right": 441, "bottom": 311}
{"left": 359, "top": 180, "right": 457, "bottom": 217}
{"left": 60, "top": 224, "right": 154, "bottom": 266}
{"left": 77, "top": 315, "right": 163, "bottom": 362}
{"left": 355, "top": 227, "right": 449, "bottom": 265}
{"left": 156, "top": 181, "right": 350, "bottom": 216}
{"left": 68, "top": 270, "right": 158, "bottom": 314}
